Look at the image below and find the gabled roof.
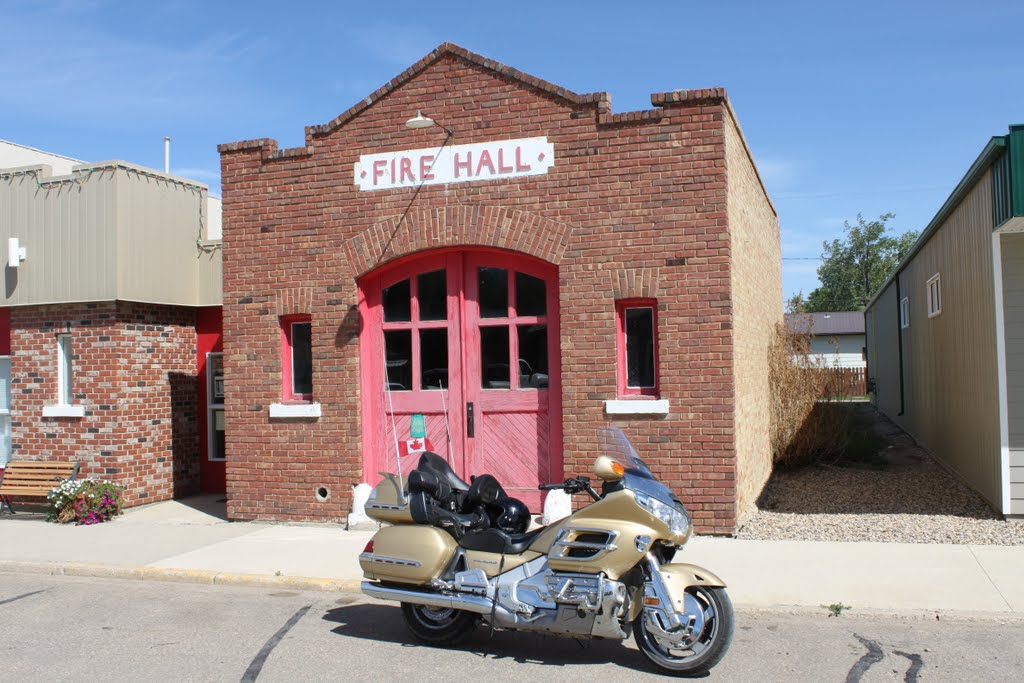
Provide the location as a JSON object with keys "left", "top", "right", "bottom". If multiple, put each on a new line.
{"left": 785, "top": 312, "right": 865, "bottom": 336}
{"left": 218, "top": 42, "right": 732, "bottom": 159}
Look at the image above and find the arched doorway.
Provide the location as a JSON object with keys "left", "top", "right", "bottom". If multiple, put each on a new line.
{"left": 358, "top": 248, "right": 561, "bottom": 509}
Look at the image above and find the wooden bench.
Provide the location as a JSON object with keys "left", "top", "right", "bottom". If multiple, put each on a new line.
{"left": 0, "top": 461, "right": 80, "bottom": 514}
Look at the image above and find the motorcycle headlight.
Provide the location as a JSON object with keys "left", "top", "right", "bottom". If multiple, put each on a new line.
{"left": 635, "top": 491, "right": 691, "bottom": 538}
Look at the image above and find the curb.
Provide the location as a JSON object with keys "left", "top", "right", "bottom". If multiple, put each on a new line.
{"left": 0, "top": 560, "right": 365, "bottom": 595}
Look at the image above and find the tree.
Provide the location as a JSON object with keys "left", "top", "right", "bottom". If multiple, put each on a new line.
{"left": 803, "top": 213, "right": 917, "bottom": 312}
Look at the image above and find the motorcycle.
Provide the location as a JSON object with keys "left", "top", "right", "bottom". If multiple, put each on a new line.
{"left": 359, "top": 426, "right": 733, "bottom": 676}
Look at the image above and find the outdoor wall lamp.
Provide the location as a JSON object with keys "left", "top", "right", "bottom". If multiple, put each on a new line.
{"left": 405, "top": 111, "right": 453, "bottom": 136}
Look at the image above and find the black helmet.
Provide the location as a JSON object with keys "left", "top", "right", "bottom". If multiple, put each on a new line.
{"left": 492, "top": 497, "right": 531, "bottom": 535}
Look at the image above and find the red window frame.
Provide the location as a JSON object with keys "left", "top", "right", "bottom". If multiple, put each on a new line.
{"left": 616, "top": 299, "right": 659, "bottom": 397}
{"left": 280, "top": 314, "right": 313, "bottom": 402}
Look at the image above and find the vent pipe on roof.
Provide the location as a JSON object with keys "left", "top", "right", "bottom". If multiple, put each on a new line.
{"left": 163, "top": 136, "right": 171, "bottom": 174}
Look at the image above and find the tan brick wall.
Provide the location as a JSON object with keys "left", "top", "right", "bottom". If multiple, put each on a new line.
{"left": 724, "top": 108, "right": 782, "bottom": 522}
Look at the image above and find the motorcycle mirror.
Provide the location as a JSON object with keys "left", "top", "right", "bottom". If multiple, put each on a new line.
{"left": 594, "top": 455, "right": 625, "bottom": 482}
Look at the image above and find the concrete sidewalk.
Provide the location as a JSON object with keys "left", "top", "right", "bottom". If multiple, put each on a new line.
{"left": 1, "top": 497, "right": 1021, "bottom": 615}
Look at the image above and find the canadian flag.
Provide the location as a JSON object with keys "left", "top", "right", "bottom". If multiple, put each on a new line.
{"left": 398, "top": 437, "right": 434, "bottom": 457}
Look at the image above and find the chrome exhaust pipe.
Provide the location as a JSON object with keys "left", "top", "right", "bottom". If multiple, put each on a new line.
{"left": 361, "top": 581, "right": 495, "bottom": 615}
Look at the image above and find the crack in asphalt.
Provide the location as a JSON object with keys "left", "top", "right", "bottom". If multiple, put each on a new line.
{"left": 846, "top": 635, "right": 884, "bottom": 683}
{"left": 240, "top": 604, "right": 312, "bottom": 683}
{"left": 0, "top": 589, "right": 49, "bottom": 606}
{"left": 895, "top": 650, "right": 924, "bottom": 683}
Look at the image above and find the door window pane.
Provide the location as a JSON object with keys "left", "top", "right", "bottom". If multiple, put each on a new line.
{"left": 291, "top": 322, "right": 313, "bottom": 396}
{"left": 417, "top": 270, "right": 447, "bottom": 321}
{"left": 626, "top": 308, "right": 656, "bottom": 388}
{"left": 210, "top": 409, "right": 226, "bottom": 460}
{"left": 480, "top": 326, "right": 510, "bottom": 388}
{"left": 385, "top": 330, "right": 412, "bottom": 391}
{"left": 515, "top": 272, "right": 547, "bottom": 317}
{"left": 420, "top": 329, "right": 448, "bottom": 390}
{"left": 479, "top": 267, "right": 508, "bottom": 318}
{"left": 383, "top": 279, "right": 411, "bottom": 322}
{"left": 517, "top": 325, "right": 548, "bottom": 389}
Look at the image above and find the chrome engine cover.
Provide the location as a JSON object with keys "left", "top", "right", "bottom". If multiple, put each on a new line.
{"left": 485, "top": 557, "right": 628, "bottom": 640}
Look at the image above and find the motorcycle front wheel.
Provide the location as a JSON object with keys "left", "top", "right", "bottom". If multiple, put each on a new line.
{"left": 400, "top": 602, "right": 478, "bottom": 645}
{"left": 633, "top": 585, "right": 734, "bottom": 676}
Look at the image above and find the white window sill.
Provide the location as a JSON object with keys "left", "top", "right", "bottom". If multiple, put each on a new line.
{"left": 269, "top": 402, "right": 322, "bottom": 418}
{"left": 43, "top": 405, "right": 85, "bottom": 418}
{"left": 604, "top": 399, "right": 670, "bottom": 416}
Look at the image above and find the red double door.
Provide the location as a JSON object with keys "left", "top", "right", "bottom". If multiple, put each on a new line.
{"left": 359, "top": 250, "right": 561, "bottom": 510}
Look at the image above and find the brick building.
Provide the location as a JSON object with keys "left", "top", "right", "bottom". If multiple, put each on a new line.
{"left": 0, "top": 140, "right": 223, "bottom": 506}
{"left": 218, "top": 44, "right": 781, "bottom": 533}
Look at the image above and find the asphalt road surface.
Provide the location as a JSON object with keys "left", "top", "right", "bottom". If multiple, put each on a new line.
{"left": 0, "top": 573, "right": 1021, "bottom": 682}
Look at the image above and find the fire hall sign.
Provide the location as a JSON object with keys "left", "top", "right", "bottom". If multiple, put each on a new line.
{"left": 354, "top": 137, "right": 554, "bottom": 192}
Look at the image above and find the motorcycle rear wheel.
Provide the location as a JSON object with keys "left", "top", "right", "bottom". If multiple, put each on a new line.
{"left": 400, "top": 602, "right": 479, "bottom": 645}
{"left": 633, "top": 585, "right": 734, "bottom": 676}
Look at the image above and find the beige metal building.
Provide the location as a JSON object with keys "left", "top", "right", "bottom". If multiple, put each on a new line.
{"left": 865, "top": 125, "right": 1024, "bottom": 518}
{"left": 0, "top": 140, "right": 224, "bottom": 502}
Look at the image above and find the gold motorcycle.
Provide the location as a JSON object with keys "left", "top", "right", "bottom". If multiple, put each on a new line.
{"left": 359, "top": 427, "right": 733, "bottom": 676}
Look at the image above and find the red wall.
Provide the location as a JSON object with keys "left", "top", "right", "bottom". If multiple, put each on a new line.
{"left": 219, "top": 46, "right": 738, "bottom": 531}
{"left": 197, "top": 306, "right": 224, "bottom": 492}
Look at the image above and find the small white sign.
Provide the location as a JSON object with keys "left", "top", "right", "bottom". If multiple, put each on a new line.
{"left": 355, "top": 137, "right": 554, "bottom": 191}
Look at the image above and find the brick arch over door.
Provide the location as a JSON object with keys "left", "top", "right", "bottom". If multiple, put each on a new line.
{"left": 343, "top": 205, "right": 573, "bottom": 278}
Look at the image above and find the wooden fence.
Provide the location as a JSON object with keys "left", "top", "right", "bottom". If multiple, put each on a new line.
{"left": 816, "top": 366, "right": 867, "bottom": 398}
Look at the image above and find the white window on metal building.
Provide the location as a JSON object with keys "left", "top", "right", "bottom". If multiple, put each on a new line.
{"left": 900, "top": 297, "right": 910, "bottom": 329}
{"left": 927, "top": 274, "right": 942, "bottom": 318}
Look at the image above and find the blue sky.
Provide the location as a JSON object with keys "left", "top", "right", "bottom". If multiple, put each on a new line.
{"left": 3, "top": 0, "right": 1022, "bottom": 305}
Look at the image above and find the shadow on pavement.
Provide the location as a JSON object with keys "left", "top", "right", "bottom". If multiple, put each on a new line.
{"left": 321, "top": 602, "right": 673, "bottom": 676}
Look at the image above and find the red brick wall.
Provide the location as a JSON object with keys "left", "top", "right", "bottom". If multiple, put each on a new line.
{"left": 218, "top": 48, "right": 754, "bottom": 531}
{"left": 9, "top": 301, "right": 199, "bottom": 505}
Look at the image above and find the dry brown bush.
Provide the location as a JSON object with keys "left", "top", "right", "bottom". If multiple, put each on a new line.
{"left": 768, "top": 322, "right": 851, "bottom": 468}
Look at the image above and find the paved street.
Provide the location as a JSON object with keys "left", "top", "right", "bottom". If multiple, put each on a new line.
{"left": 1, "top": 573, "right": 1021, "bottom": 682}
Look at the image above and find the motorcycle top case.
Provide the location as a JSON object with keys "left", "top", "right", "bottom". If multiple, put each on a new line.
{"left": 360, "top": 525, "right": 457, "bottom": 585}
{"left": 364, "top": 473, "right": 414, "bottom": 524}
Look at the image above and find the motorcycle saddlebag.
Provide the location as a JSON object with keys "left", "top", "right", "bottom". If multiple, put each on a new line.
{"left": 360, "top": 525, "right": 458, "bottom": 585}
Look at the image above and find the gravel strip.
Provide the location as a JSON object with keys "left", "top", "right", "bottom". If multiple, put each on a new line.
{"left": 738, "top": 406, "right": 1024, "bottom": 545}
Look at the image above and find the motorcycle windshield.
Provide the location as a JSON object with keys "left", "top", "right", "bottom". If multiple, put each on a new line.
{"left": 596, "top": 426, "right": 680, "bottom": 506}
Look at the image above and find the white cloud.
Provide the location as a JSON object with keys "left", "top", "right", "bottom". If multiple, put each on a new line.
{"left": 345, "top": 24, "right": 442, "bottom": 67}
{"left": 755, "top": 157, "right": 800, "bottom": 191}
{"left": 173, "top": 167, "right": 220, "bottom": 183}
{"left": 0, "top": 5, "right": 265, "bottom": 127}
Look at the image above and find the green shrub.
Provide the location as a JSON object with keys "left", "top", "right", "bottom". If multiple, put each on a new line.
{"left": 47, "top": 479, "right": 125, "bottom": 525}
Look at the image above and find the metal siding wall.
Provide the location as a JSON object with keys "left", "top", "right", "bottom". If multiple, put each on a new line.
{"left": 866, "top": 283, "right": 901, "bottom": 417}
{"left": 117, "top": 169, "right": 201, "bottom": 305}
{"left": 898, "top": 170, "right": 1001, "bottom": 509}
{"left": 1, "top": 168, "right": 117, "bottom": 305}
{"left": 999, "top": 232, "right": 1024, "bottom": 513}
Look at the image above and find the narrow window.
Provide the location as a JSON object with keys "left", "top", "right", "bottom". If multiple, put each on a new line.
{"left": 927, "top": 274, "right": 941, "bottom": 318}
{"left": 0, "top": 356, "right": 10, "bottom": 467}
{"left": 900, "top": 297, "right": 910, "bottom": 329}
{"left": 57, "top": 334, "right": 73, "bottom": 405}
{"left": 207, "top": 353, "right": 225, "bottom": 461}
{"left": 281, "top": 316, "right": 313, "bottom": 401}
{"left": 616, "top": 300, "right": 659, "bottom": 397}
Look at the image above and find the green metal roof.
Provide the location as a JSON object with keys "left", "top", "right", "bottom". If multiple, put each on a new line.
{"left": 864, "top": 126, "right": 1022, "bottom": 311}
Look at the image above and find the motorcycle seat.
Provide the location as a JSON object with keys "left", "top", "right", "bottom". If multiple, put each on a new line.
{"left": 458, "top": 526, "right": 544, "bottom": 555}
{"left": 415, "top": 452, "right": 470, "bottom": 493}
